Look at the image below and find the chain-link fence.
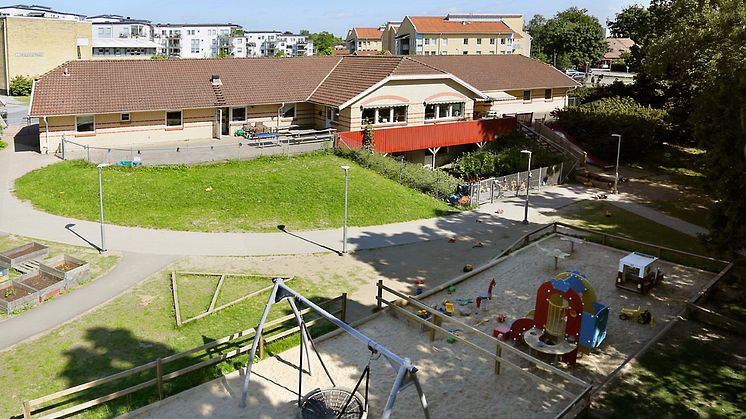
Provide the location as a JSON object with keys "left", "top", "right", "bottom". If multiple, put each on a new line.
{"left": 57, "top": 130, "right": 336, "bottom": 166}
{"left": 469, "top": 163, "right": 564, "bottom": 205}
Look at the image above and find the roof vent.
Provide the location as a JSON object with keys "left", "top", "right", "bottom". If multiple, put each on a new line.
{"left": 63, "top": 67, "right": 70, "bottom": 76}
{"left": 211, "top": 74, "right": 222, "bottom": 86}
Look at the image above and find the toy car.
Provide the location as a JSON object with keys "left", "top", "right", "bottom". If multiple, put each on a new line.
{"left": 619, "top": 306, "right": 654, "bottom": 326}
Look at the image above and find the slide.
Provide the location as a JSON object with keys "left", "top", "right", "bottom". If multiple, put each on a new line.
{"left": 549, "top": 124, "right": 614, "bottom": 169}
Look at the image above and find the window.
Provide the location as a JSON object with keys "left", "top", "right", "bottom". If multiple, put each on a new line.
{"left": 281, "top": 103, "right": 296, "bottom": 118}
{"left": 424, "top": 38, "right": 430, "bottom": 45}
{"left": 76, "top": 115, "right": 94, "bottom": 132}
{"left": 477, "top": 51, "right": 482, "bottom": 55}
{"left": 191, "top": 39, "right": 199, "bottom": 53}
{"left": 425, "top": 104, "right": 437, "bottom": 120}
{"left": 231, "top": 107, "right": 246, "bottom": 121}
{"left": 463, "top": 51, "right": 468, "bottom": 55}
{"left": 437, "top": 103, "right": 450, "bottom": 118}
{"left": 523, "top": 90, "right": 532, "bottom": 101}
{"left": 490, "top": 38, "right": 496, "bottom": 45}
{"left": 166, "top": 111, "right": 182, "bottom": 127}
{"left": 121, "top": 113, "right": 130, "bottom": 122}
{"left": 545, "top": 89, "right": 552, "bottom": 100}
{"left": 361, "top": 106, "right": 407, "bottom": 125}
{"left": 392, "top": 106, "right": 407, "bottom": 123}
{"left": 441, "top": 38, "right": 448, "bottom": 46}
{"left": 361, "top": 108, "right": 376, "bottom": 125}
{"left": 476, "top": 38, "right": 482, "bottom": 45}
{"left": 507, "top": 38, "right": 513, "bottom": 45}
{"left": 425, "top": 102, "right": 465, "bottom": 120}
{"left": 500, "top": 38, "right": 506, "bottom": 45}
{"left": 451, "top": 103, "right": 464, "bottom": 117}
{"left": 187, "top": 30, "right": 196, "bottom": 35}
{"left": 463, "top": 38, "right": 469, "bottom": 45}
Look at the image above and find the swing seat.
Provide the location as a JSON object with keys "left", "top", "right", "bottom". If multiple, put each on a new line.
{"left": 299, "top": 388, "right": 367, "bottom": 419}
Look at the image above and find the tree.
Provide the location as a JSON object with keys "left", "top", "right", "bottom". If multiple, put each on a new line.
{"left": 307, "top": 31, "right": 342, "bottom": 55}
{"left": 526, "top": 8, "right": 607, "bottom": 68}
{"left": 362, "top": 123, "right": 374, "bottom": 152}
{"left": 275, "top": 50, "right": 285, "bottom": 57}
{"left": 150, "top": 53, "right": 167, "bottom": 60}
{"left": 9, "top": 75, "right": 33, "bottom": 96}
{"left": 607, "top": 5, "right": 651, "bottom": 42}
{"left": 299, "top": 29, "right": 310, "bottom": 36}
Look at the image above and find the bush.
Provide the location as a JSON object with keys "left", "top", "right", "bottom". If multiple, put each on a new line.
{"left": 0, "top": 140, "right": 6, "bottom": 150}
{"left": 453, "top": 132, "right": 565, "bottom": 180}
{"left": 553, "top": 96, "right": 671, "bottom": 161}
{"left": 335, "top": 148, "right": 459, "bottom": 199}
{"left": 9, "top": 75, "right": 33, "bottom": 96}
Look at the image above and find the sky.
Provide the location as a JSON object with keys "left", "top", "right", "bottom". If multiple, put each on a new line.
{"left": 34, "top": 0, "right": 646, "bottom": 36}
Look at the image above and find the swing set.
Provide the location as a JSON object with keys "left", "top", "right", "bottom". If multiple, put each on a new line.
{"left": 239, "top": 278, "right": 431, "bottom": 419}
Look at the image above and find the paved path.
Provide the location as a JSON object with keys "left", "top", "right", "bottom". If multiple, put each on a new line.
{"left": 607, "top": 194, "right": 709, "bottom": 237}
{"left": 0, "top": 252, "right": 176, "bottom": 351}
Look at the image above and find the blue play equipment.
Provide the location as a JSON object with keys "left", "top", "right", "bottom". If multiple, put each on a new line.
{"left": 551, "top": 270, "right": 609, "bottom": 352}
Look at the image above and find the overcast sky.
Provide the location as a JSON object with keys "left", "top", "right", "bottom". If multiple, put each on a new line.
{"left": 36, "top": 0, "right": 646, "bottom": 36}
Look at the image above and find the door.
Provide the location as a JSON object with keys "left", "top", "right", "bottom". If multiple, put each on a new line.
{"left": 221, "top": 107, "right": 230, "bottom": 136}
{"left": 324, "top": 107, "right": 333, "bottom": 129}
{"left": 213, "top": 109, "right": 221, "bottom": 139}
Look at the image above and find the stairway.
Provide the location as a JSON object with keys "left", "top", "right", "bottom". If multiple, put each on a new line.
{"left": 15, "top": 259, "right": 41, "bottom": 275}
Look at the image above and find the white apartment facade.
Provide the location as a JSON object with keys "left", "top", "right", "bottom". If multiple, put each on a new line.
{"left": 154, "top": 23, "right": 239, "bottom": 58}
{"left": 0, "top": 4, "right": 85, "bottom": 20}
{"left": 87, "top": 15, "right": 160, "bottom": 59}
{"left": 232, "top": 31, "right": 312, "bottom": 57}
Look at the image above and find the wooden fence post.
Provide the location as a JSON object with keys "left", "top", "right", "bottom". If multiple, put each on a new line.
{"left": 494, "top": 343, "right": 502, "bottom": 375}
{"left": 156, "top": 358, "right": 164, "bottom": 400}
{"left": 429, "top": 315, "right": 442, "bottom": 342}
{"left": 258, "top": 334, "right": 265, "bottom": 359}
{"left": 22, "top": 400, "right": 32, "bottom": 419}
{"left": 376, "top": 280, "right": 383, "bottom": 310}
{"left": 340, "top": 293, "right": 347, "bottom": 322}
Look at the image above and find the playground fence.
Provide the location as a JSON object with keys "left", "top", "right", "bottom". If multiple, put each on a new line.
{"left": 468, "top": 163, "right": 564, "bottom": 206}
{"left": 20, "top": 294, "right": 347, "bottom": 419}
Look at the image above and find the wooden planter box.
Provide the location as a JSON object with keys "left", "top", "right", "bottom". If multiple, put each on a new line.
{"left": 16, "top": 270, "right": 67, "bottom": 305}
{"left": 40, "top": 254, "right": 90, "bottom": 286}
{"left": 0, "top": 242, "right": 49, "bottom": 267}
{"left": 0, "top": 280, "right": 39, "bottom": 314}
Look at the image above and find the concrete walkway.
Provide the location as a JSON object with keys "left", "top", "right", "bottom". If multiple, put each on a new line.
{"left": 0, "top": 252, "right": 176, "bottom": 351}
{"left": 607, "top": 193, "right": 709, "bottom": 237}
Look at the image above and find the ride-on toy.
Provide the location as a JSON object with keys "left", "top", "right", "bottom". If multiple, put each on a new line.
{"left": 619, "top": 306, "right": 655, "bottom": 326}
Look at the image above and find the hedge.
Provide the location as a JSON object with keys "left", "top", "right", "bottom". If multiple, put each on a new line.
{"left": 9, "top": 75, "right": 33, "bottom": 96}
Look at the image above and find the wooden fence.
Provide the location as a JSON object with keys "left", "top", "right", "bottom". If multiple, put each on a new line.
{"left": 21, "top": 294, "right": 347, "bottom": 419}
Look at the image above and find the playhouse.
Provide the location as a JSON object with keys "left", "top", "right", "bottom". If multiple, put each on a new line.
{"left": 616, "top": 252, "right": 664, "bottom": 294}
{"left": 507, "top": 270, "right": 609, "bottom": 366}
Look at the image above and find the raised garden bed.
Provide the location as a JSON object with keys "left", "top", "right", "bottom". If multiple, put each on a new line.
{"left": 40, "top": 254, "right": 90, "bottom": 285}
{"left": 21, "top": 272, "right": 62, "bottom": 290}
{"left": 0, "top": 242, "right": 49, "bottom": 267}
{"left": 0, "top": 281, "right": 37, "bottom": 314}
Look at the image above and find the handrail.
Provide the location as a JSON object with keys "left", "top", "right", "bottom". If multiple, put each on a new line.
{"left": 22, "top": 294, "right": 346, "bottom": 419}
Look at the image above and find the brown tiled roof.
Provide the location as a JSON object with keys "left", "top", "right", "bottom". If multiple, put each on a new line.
{"left": 308, "top": 56, "right": 445, "bottom": 107}
{"left": 604, "top": 37, "right": 635, "bottom": 60}
{"left": 409, "top": 16, "right": 514, "bottom": 34}
{"left": 30, "top": 57, "right": 341, "bottom": 116}
{"left": 410, "top": 55, "right": 578, "bottom": 91}
{"left": 354, "top": 28, "right": 384, "bottom": 39}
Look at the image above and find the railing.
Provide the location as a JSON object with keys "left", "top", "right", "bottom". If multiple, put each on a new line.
{"left": 468, "top": 163, "right": 564, "bottom": 206}
{"left": 518, "top": 121, "right": 587, "bottom": 169}
{"left": 21, "top": 294, "right": 347, "bottom": 419}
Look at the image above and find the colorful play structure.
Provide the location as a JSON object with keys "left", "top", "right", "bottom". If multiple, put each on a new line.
{"left": 506, "top": 270, "right": 609, "bottom": 366}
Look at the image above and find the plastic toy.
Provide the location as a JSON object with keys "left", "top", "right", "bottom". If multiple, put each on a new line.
{"left": 487, "top": 279, "right": 496, "bottom": 299}
{"left": 619, "top": 306, "right": 655, "bottom": 326}
{"left": 415, "top": 279, "right": 425, "bottom": 296}
{"left": 463, "top": 264, "right": 473, "bottom": 272}
{"left": 442, "top": 299, "right": 455, "bottom": 316}
{"left": 507, "top": 270, "right": 609, "bottom": 366}
{"left": 616, "top": 252, "right": 664, "bottom": 294}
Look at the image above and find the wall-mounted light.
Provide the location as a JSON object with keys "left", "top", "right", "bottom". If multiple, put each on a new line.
{"left": 360, "top": 105, "right": 364, "bottom": 112}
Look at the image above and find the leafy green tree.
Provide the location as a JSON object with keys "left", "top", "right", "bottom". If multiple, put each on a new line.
{"left": 9, "top": 75, "right": 33, "bottom": 96}
{"left": 150, "top": 53, "right": 167, "bottom": 60}
{"left": 526, "top": 8, "right": 607, "bottom": 68}
{"left": 607, "top": 5, "right": 650, "bottom": 42}
{"left": 307, "top": 31, "right": 342, "bottom": 55}
{"left": 275, "top": 50, "right": 285, "bottom": 57}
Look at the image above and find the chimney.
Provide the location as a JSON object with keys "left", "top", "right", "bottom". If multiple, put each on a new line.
{"left": 211, "top": 74, "right": 222, "bottom": 86}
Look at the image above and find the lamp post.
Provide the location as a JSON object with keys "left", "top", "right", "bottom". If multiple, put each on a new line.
{"left": 612, "top": 133, "right": 622, "bottom": 194}
{"left": 520, "top": 150, "right": 532, "bottom": 225}
{"left": 340, "top": 165, "right": 350, "bottom": 254}
{"left": 97, "top": 163, "right": 110, "bottom": 253}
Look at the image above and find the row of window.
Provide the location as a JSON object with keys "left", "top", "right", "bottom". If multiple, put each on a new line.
{"left": 422, "top": 50, "right": 513, "bottom": 55}
{"left": 422, "top": 37, "right": 513, "bottom": 46}
{"left": 360, "top": 102, "right": 466, "bottom": 125}
{"left": 523, "top": 89, "right": 554, "bottom": 101}
{"left": 74, "top": 105, "right": 297, "bottom": 133}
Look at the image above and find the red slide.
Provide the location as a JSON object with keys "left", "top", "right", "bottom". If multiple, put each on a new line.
{"left": 549, "top": 124, "right": 614, "bottom": 169}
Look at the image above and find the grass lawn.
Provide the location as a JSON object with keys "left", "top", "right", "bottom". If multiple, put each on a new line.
{"left": 591, "top": 319, "right": 745, "bottom": 418}
{"left": 0, "top": 262, "right": 361, "bottom": 418}
{"left": 11, "top": 95, "right": 30, "bottom": 103}
{"left": 0, "top": 233, "right": 120, "bottom": 319}
{"left": 14, "top": 153, "right": 459, "bottom": 233}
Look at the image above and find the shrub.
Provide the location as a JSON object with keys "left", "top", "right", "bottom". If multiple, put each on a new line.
{"left": 335, "top": 148, "right": 459, "bottom": 199}
{"left": 553, "top": 96, "right": 671, "bottom": 161}
{"left": 9, "top": 75, "right": 33, "bottom": 96}
{"left": 453, "top": 132, "right": 565, "bottom": 180}
{"left": 0, "top": 140, "right": 6, "bottom": 150}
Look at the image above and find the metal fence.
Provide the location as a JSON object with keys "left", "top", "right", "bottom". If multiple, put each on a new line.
{"left": 57, "top": 130, "right": 336, "bottom": 166}
{"left": 469, "top": 163, "right": 564, "bottom": 205}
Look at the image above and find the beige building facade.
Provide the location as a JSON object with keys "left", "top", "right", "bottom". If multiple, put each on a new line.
{"left": 0, "top": 16, "right": 92, "bottom": 94}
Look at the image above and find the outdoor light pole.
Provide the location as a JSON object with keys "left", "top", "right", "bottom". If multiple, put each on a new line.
{"left": 340, "top": 165, "right": 350, "bottom": 254}
{"left": 521, "top": 150, "right": 532, "bottom": 225}
{"left": 612, "top": 133, "right": 622, "bottom": 194}
{"left": 97, "top": 163, "right": 110, "bottom": 253}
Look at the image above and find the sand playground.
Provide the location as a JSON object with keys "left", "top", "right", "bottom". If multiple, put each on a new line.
{"left": 131, "top": 234, "right": 715, "bottom": 418}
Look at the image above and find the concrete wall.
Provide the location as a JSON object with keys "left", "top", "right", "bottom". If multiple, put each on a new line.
{"left": 476, "top": 87, "right": 571, "bottom": 119}
{"left": 346, "top": 78, "right": 476, "bottom": 131}
{"left": 0, "top": 16, "right": 92, "bottom": 93}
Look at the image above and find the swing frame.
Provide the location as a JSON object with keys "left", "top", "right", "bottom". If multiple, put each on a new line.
{"left": 239, "top": 278, "right": 431, "bottom": 419}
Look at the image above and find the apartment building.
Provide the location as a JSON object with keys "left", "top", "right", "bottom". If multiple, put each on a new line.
{"left": 392, "top": 14, "right": 530, "bottom": 56}
{"left": 30, "top": 55, "right": 576, "bottom": 154}
{"left": 346, "top": 27, "right": 384, "bottom": 53}
{"left": 233, "top": 31, "right": 312, "bottom": 57}
{"left": 0, "top": 10, "right": 91, "bottom": 94}
{"left": 153, "top": 23, "right": 239, "bottom": 58}
{"left": 87, "top": 15, "right": 160, "bottom": 59}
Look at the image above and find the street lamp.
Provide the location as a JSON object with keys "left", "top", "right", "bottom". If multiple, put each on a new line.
{"left": 340, "top": 165, "right": 350, "bottom": 254}
{"left": 97, "top": 163, "right": 110, "bottom": 253}
{"left": 520, "top": 150, "right": 532, "bottom": 225}
{"left": 611, "top": 134, "right": 622, "bottom": 194}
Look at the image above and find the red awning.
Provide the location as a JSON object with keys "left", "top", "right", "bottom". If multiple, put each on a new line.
{"left": 337, "top": 118, "right": 517, "bottom": 153}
